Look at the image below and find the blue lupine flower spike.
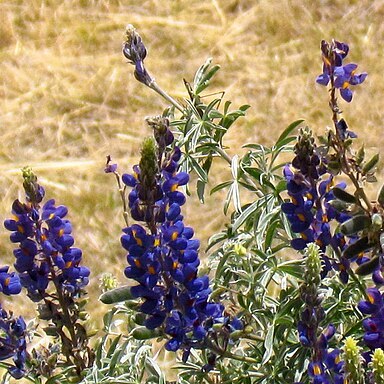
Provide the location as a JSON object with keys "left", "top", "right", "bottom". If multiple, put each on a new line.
{"left": 120, "top": 117, "right": 244, "bottom": 367}
{"left": 4, "top": 168, "right": 93, "bottom": 378}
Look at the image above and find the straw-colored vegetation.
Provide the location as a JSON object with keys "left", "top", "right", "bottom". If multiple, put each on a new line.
{"left": 0, "top": 0, "right": 383, "bottom": 322}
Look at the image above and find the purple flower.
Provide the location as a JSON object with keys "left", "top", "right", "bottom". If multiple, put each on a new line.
{"left": 334, "top": 64, "right": 367, "bottom": 102}
{"left": 119, "top": 123, "right": 241, "bottom": 364}
{"left": 5, "top": 195, "right": 89, "bottom": 299}
{"left": 316, "top": 40, "right": 367, "bottom": 103}
{"left": 0, "top": 305, "right": 27, "bottom": 379}
{"left": 358, "top": 288, "right": 384, "bottom": 358}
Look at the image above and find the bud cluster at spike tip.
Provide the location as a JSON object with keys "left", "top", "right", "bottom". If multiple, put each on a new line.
{"left": 120, "top": 118, "right": 243, "bottom": 363}
{"left": 123, "top": 24, "right": 153, "bottom": 86}
{"left": 316, "top": 39, "right": 367, "bottom": 102}
{"left": 4, "top": 179, "right": 90, "bottom": 302}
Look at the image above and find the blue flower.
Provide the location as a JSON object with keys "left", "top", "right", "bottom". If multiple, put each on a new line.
{"left": 119, "top": 123, "right": 241, "bottom": 364}
{"left": 0, "top": 306, "right": 27, "bottom": 379}
{"left": 358, "top": 288, "right": 384, "bottom": 359}
{"left": 5, "top": 195, "right": 89, "bottom": 299}
{"left": 334, "top": 64, "right": 367, "bottom": 102}
{"left": 316, "top": 40, "right": 366, "bottom": 103}
{"left": 0, "top": 266, "right": 21, "bottom": 295}
{"left": 316, "top": 40, "right": 349, "bottom": 86}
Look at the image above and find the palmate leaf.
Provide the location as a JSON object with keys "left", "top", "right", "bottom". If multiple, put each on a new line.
{"left": 192, "top": 58, "right": 221, "bottom": 95}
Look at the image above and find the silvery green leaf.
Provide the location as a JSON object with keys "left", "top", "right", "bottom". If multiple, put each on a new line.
{"left": 340, "top": 214, "right": 371, "bottom": 236}
{"left": 99, "top": 286, "right": 134, "bottom": 304}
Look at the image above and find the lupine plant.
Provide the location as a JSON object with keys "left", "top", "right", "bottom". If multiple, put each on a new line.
{"left": 1, "top": 25, "right": 384, "bottom": 384}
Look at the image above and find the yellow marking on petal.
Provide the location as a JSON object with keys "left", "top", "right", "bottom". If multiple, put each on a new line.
{"left": 4, "top": 278, "right": 10, "bottom": 287}
{"left": 49, "top": 213, "right": 55, "bottom": 219}
{"left": 297, "top": 213, "right": 305, "bottom": 222}
{"left": 171, "top": 231, "right": 178, "bottom": 241}
{"left": 172, "top": 261, "right": 178, "bottom": 269}
{"left": 41, "top": 234, "right": 47, "bottom": 242}
{"left": 322, "top": 214, "right": 328, "bottom": 223}
{"left": 316, "top": 239, "right": 323, "bottom": 247}
{"left": 148, "top": 266, "right": 156, "bottom": 274}
{"left": 335, "top": 354, "right": 341, "bottom": 364}
{"left": 17, "top": 225, "right": 24, "bottom": 234}
{"left": 368, "top": 293, "right": 375, "bottom": 304}
{"left": 306, "top": 192, "right": 313, "bottom": 200}
{"left": 313, "top": 363, "right": 322, "bottom": 376}
{"left": 13, "top": 215, "right": 19, "bottom": 222}
{"left": 132, "top": 231, "right": 143, "bottom": 246}
{"left": 58, "top": 228, "right": 64, "bottom": 237}
{"left": 171, "top": 183, "right": 178, "bottom": 192}
{"left": 65, "top": 261, "right": 73, "bottom": 268}
{"left": 134, "top": 259, "right": 141, "bottom": 268}
{"left": 301, "top": 232, "right": 308, "bottom": 241}
{"left": 154, "top": 238, "right": 160, "bottom": 247}
{"left": 342, "top": 81, "right": 349, "bottom": 89}
{"left": 326, "top": 179, "right": 334, "bottom": 192}
{"left": 291, "top": 197, "right": 298, "bottom": 205}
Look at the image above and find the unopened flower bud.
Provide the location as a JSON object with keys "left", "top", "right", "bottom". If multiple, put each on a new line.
{"left": 372, "top": 348, "right": 384, "bottom": 384}
{"left": 22, "top": 166, "right": 45, "bottom": 204}
{"left": 343, "top": 336, "right": 364, "bottom": 383}
{"left": 123, "top": 25, "right": 153, "bottom": 86}
{"left": 305, "top": 243, "right": 322, "bottom": 286}
{"left": 138, "top": 137, "right": 160, "bottom": 204}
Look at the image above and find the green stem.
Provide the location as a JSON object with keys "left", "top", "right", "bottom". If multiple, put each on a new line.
{"left": 242, "top": 333, "right": 265, "bottom": 343}
{"left": 148, "top": 80, "right": 184, "bottom": 112}
{"left": 113, "top": 171, "right": 130, "bottom": 227}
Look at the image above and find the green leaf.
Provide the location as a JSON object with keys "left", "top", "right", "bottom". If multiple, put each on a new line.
{"left": 264, "top": 216, "right": 280, "bottom": 250}
{"left": 262, "top": 320, "right": 275, "bottom": 365}
{"left": 328, "top": 199, "right": 351, "bottom": 213}
{"left": 356, "top": 255, "right": 380, "bottom": 276}
{"left": 99, "top": 286, "right": 134, "bottom": 304}
{"left": 332, "top": 187, "right": 357, "bottom": 204}
{"left": 277, "top": 260, "right": 305, "bottom": 279}
{"left": 131, "top": 326, "right": 161, "bottom": 340}
{"left": 232, "top": 199, "right": 260, "bottom": 232}
{"left": 340, "top": 214, "right": 371, "bottom": 236}
{"left": 378, "top": 183, "right": 384, "bottom": 208}
{"left": 276, "top": 119, "right": 304, "bottom": 146}
{"left": 343, "top": 236, "right": 372, "bottom": 259}
{"left": 193, "top": 58, "right": 221, "bottom": 95}
{"left": 356, "top": 145, "right": 365, "bottom": 165}
{"left": 106, "top": 334, "right": 122, "bottom": 358}
{"left": 362, "top": 153, "right": 379, "bottom": 175}
{"left": 108, "top": 339, "right": 130, "bottom": 375}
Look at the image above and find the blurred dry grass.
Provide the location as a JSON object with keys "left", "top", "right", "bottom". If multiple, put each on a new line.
{"left": 0, "top": 0, "right": 383, "bottom": 322}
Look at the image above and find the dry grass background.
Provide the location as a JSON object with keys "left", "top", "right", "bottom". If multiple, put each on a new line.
{"left": 0, "top": 0, "right": 383, "bottom": 323}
